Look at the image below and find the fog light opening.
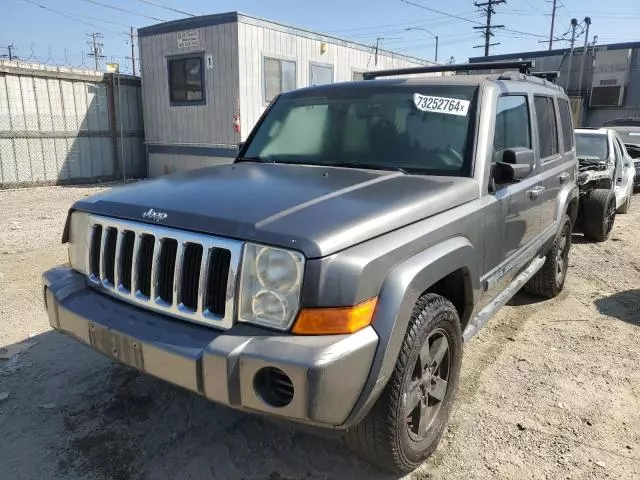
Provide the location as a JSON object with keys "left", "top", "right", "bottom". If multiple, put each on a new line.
{"left": 253, "top": 367, "right": 294, "bottom": 408}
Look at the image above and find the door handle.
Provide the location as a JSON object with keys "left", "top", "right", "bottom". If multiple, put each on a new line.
{"left": 528, "top": 185, "right": 546, "bottom": 200}
{"left": 559, "top": 172, "right": 570, "bottom": 184}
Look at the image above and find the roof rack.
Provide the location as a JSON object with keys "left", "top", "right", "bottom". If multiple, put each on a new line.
{"left": 363, "top": 60, "right": 535, "bottom": 80}
{"left": 531, "top": 71, "right": 560, "bottom": 83}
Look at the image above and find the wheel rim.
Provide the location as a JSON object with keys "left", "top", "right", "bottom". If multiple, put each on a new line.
{"left": 605, "top": 199, "right": 616, "bottom": 235}
{"left": 404, "top": 328, "right": 451, "bottom": 441}
{"left": 555, "top": 225, "right": 569, "bottom": 284}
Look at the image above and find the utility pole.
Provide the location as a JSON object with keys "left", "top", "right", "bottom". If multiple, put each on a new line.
{"left": 473, "top": 0, "right": 506, "bottom": 57}
{"left": 375, "top": 36, "right": 382, "bottom": 66}
{"left": 126, "top": 27, "right": 138, "bottom": 76}
{"left": 86, "top": 32, "right": 105, "bottom": 72}
{"left": 578, "top": 17, "right": 592, "bottom": 94}
{"left": 548, "top": 0, "right": 558, "bottom": 50}
{"left": 565, "top": 18, "right": 579, "bottom": 93}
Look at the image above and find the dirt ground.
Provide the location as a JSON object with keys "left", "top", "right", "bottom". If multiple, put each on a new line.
{"left": 1, "top": 184, "right": 639, "bottom": 480}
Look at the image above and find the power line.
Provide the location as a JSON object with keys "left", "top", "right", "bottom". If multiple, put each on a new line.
{"left": 473, "top": 0, "right": 506, "bottom": 56}
{"left": 133, "top": 0, "right": 195, "bottom": 17}
{"left": 77, "top": 0, "right": 167, "bottom": 22}
{"left": 400, "top": 0, "right": 551, "bottom": 40}
{"left": 12, "top": 0, "right": 126, "bottom": 35}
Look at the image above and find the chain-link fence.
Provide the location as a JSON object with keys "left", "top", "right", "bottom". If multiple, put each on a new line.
{"left": 0, "top": 60, "right": 145, "bottom": 188}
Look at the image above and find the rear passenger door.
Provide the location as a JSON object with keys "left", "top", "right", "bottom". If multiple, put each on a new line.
{"left": 536, "top": 95, "right": 566, "bottom": 233}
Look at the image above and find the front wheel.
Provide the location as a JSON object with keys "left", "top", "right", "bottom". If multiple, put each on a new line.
{"left": 583, "top": 189, "right": 616, "bottom": 242}
{"left": 345, "top": 294, "right": 462, "bottom": 473}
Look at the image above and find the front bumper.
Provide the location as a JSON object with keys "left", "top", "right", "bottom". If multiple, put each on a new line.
{"left": 43, "top": 267, "right": 378, "bottom": 428}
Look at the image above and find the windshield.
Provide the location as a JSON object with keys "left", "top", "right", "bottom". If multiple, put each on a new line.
{"left": 575, "top": 133, "right": 609, "bottom": 161}
{"left": 242, "top": 85, "right": 477, "bottom": 176}
{"left": 608, "top": 127, "right": 640, "bottom": 145}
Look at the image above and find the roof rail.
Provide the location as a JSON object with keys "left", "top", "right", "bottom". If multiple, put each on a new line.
{"left": 531, "top": 71, "right": 560, "bottom": 83}
{"left": 363, "top": 60, "right": 535, "bottom": 80}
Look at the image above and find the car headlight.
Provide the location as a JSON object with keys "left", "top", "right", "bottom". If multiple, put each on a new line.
{"left": 238, "top": 243, "right": 305, "bottom": 330}
{"left": 67, "top": 211, "right": 90, "bottom": 275}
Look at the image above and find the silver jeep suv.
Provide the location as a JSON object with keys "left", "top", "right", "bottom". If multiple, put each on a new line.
{"left": 43, "top": 61, "right": 578, "bottom": 473}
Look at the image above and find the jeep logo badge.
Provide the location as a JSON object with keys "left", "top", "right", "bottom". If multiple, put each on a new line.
{"left": 142, "top": 208, "right": 168, "bottom": 222}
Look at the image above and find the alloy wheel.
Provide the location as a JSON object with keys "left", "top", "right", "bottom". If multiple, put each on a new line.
{"left": 405, "top": 328, "right": 451, "bottom": 441}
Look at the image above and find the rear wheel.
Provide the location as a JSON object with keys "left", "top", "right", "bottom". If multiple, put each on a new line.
{"left": 583, "top": 189, "right": 616, "bottom": 242}
{"left": 524, "top": 215, "right": 571, "bottom": 298}
{"left": 346, "top": 294, "right": 462, "bottom": 473}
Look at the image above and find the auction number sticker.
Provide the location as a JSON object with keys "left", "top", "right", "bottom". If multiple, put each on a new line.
{"left": 413, "top": 94, "right": 470, "bottom": 116}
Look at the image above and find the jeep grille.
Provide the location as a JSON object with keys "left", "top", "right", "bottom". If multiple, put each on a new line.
{"left": 86, "top": 215, "right": 242, "bottom": 330}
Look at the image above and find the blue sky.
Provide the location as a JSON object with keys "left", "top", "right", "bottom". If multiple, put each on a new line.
{"left": 3, "top": 0, "right": 640, "bottom": 72}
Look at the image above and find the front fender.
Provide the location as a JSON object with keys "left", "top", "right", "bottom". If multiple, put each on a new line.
{"left": 343, "top": 236, "right": 479, "bottom": 427}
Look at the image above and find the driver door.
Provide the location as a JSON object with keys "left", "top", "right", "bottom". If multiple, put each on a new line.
{"left": 483, "top": 94, "right": 541, "bottom": 302}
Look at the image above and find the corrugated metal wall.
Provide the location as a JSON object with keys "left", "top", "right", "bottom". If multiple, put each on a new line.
{"left": 138, "top": 22, "right": 240, "bottom": 148}
{"left": 0, "top": 62, "right": 145, "bottom": 188}
{"left": 237, "top": 20, "right": 427, "bottom": 139}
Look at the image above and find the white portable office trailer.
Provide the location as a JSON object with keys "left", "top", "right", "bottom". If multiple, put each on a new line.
{"left": 138, "top": 11, "right": 430, "bottom": 176}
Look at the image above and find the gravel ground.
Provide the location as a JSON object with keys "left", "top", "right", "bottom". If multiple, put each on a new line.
{"left": 1, "top": 185, "right": 639, "bottom": 480}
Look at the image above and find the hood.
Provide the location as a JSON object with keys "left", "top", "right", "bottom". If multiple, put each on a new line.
{"left": 73, "top": 163, "right": 479, "bottom": 258}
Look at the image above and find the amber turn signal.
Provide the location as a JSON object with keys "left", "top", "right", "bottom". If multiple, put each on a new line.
{"left": 292, "top": 297, "right": 378, "bottom": 335}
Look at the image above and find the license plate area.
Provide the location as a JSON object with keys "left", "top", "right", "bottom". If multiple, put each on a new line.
{"left": 89, "top": 322, "right": 144, "bottom": 370}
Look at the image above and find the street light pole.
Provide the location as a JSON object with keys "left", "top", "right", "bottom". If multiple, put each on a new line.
{"left": 405, "top": 27, "right": 438, "bottom": 63}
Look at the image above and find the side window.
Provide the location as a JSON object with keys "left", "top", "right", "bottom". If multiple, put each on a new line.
{"left": 168, "top": 56, "right": 204, "bottom": 104}
{"left": 264, "top": 57, "right": 296, "bottom": 104}
{"left": 493, "top": 95, "right": 531, "bottom": 163}
{"left": 615, "top": 136, "right": 628, "bottom": 160}
{"left": 310, "top": 63, "right": 334, "bottom": 86}
{"left": 534, "top": 96, "right": 559, "bottom": 159}
{"left": 558, "top": 98, "right": 574, "bottom": 151}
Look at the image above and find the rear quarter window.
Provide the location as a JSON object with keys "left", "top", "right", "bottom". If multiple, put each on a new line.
{"left": 558, "top": 98, "right": 574, "bottom": 151}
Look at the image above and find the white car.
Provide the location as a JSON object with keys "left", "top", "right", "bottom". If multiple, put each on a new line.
{"left": 575, "top": 128, "right": 635, "bottom": 215}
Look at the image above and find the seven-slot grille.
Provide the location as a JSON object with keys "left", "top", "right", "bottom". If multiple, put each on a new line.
{"left": 86, "top": 215, "right": 242, "bottom": 330}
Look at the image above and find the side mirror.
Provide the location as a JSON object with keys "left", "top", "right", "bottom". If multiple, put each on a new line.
{"left": 493, "top": 147, "right": 534, "bottom": 183}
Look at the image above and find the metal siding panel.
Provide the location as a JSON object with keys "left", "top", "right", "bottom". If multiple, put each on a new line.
{"left": 54, "top": 138, "right": 68, "bottom": 179}
{"left": 66, "top": 138, "right": 82, "bottom": 179}
{"left": 14, "top": 138, "right": 31, "bottom": 182}
{"left": 73, "top": 82, "right": 88, "bottom": 131}
{"left": 0, "top": 75, "right": 9, "bottom": 130}
{"left": 0, "top": 139, "right": 16, "bottom": 183}
{"left": 34, "top": 77, "right": 52, "bottom": 131}
{"left": 60, "top": 80, "right": 77, "bottom": 131}
{"left": 20, "top": 76, "right": 38, "bottom": 131}
{"left": 42, "top": 138, "right": 57, "bottom": 181}
{"left": 213, "top": 25, "right": 224, "bottom": 145}
{"left": 79, "top": 137, "right": 92, "bottom": 178}
{"left": 85, "top": 81, "right": 98, "bottom": 131}
{"left": 6, "top": 75, "right": 25, "bottom": 130}
{"left": 28, "top": 138, "right": 45, "bottom": 181}
{"left": 96, "top": 82, "right": 109, "bottom": 131}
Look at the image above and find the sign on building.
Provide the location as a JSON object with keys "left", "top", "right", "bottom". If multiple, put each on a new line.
{"left": 177, "top": 30, "right": 199, "bottom": 49}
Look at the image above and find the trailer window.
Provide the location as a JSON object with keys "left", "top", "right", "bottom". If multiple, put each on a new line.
{"left": 264, "top": 57, "right": 296, "bottom": 103}
{"left": 310, "top": 63, "right": 334, "bottom": 86}
{"left": 168, "top": 56, "right": 204, "bottom": 104}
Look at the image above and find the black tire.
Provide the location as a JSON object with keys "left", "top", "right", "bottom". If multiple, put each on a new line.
{"left": 345, "top": 294, "right": 462, "bottom": 473}
{"left": 523, "top": 214, "right": 571, "bottom": 299}
{"left": 583, "top": 189, "right": 616, "bottom": 242}
{"left": 618, "top": 192, "right": 631, "bottom": 214}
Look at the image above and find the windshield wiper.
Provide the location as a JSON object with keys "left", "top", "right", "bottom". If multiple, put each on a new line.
{"left": 332, "top": 162, "right": 408, "bottom": 174}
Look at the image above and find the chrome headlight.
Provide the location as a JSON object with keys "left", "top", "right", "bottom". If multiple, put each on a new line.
{"left": 67, "top": 211, "right": 90, "bottom": 275}
{"left": 238, "top": 243, "right": 305, "bottom": 330}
